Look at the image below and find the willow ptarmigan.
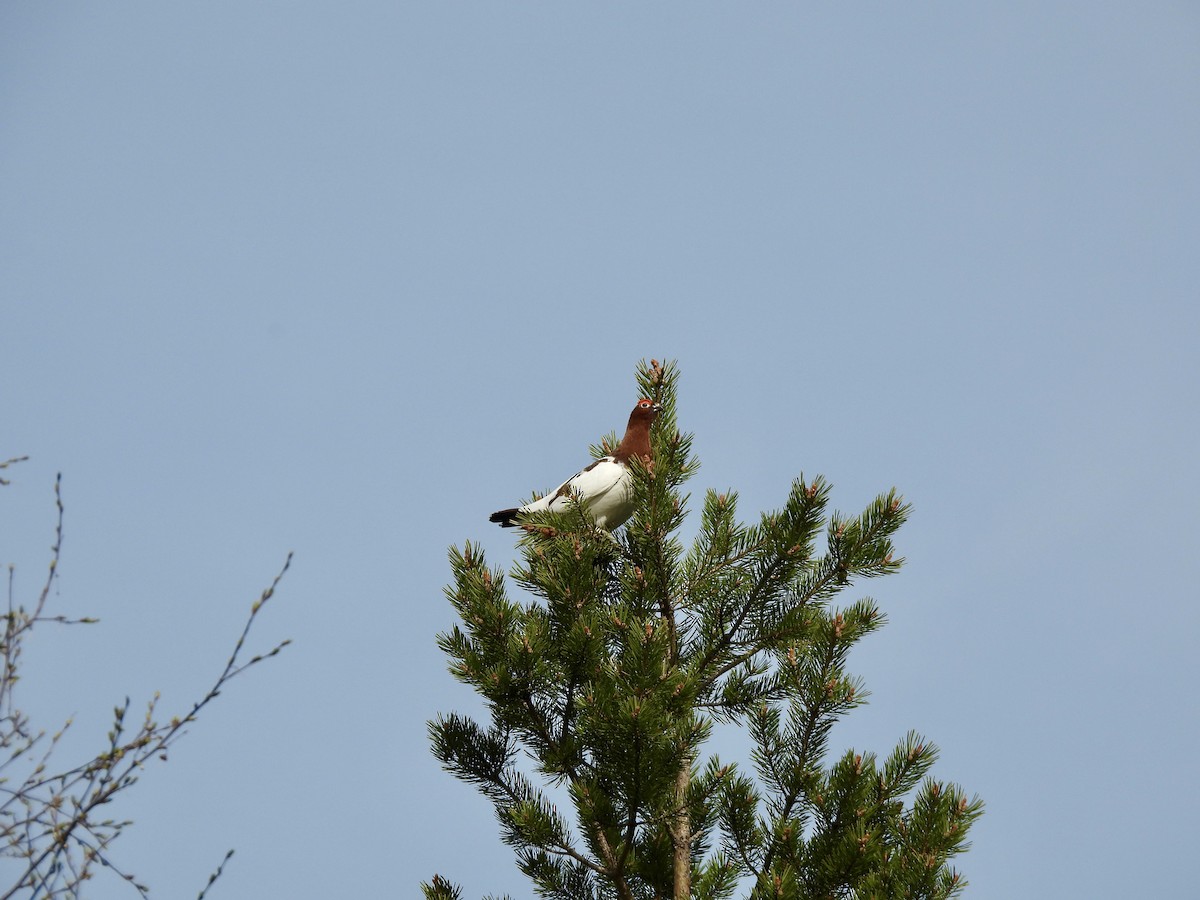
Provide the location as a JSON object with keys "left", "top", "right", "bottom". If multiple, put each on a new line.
{"left": 489, "top": 398, "right": 661, "bottom": 530}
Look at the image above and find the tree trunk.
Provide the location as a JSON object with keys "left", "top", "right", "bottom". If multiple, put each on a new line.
{"left": 672, "top": 761, "right": 691, "bottom": 900}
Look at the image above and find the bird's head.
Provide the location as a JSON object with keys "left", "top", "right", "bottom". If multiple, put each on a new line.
{"left": 631, "top": 398, "right": 663, "bottom": 424}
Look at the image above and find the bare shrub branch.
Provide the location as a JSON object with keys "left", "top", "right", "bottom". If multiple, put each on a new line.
{"left": 1, "top": 472, "right": 291, "bottom": 898}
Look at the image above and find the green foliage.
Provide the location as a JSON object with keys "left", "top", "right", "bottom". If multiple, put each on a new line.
{"left": 430, "top": 361, "right": 981, "bottom": 899}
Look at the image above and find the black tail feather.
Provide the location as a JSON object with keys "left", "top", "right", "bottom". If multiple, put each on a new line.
{"left": 489, "top": 508, "right": 520, "bottom": 527}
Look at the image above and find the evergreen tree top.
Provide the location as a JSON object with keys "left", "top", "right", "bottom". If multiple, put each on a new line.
{"left": 427, "top": 359, "right": 982, "bottom": 900}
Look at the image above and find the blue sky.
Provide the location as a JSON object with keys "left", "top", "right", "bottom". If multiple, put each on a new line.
{"left": 2, "top": 3, "right": 1197, "bottom": 897}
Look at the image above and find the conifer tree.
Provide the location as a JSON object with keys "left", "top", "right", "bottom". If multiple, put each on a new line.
{"left": 426, "top": 360, "right": 982, "bottom": 900}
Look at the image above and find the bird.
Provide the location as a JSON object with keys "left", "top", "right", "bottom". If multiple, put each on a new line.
{"left": 490, "top": 398, "right": 662, "bottom": 530}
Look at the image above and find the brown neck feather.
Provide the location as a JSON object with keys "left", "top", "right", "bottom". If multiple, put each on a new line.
{"left": 613, "top": 408, "right": 656, "bottom": 463}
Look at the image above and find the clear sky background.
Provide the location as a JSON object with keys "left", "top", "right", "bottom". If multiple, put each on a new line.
{"left": 2, "top": 3, "right": 1197, "bottom": 898}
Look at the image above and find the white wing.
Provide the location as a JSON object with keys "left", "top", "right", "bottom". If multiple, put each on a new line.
{"left": 522, "top": 456, "right": 635, "bottom": 529}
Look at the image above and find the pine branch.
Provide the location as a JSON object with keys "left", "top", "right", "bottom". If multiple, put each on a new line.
{"left": 756, "top": 621, "right": 848, "bottom": 878}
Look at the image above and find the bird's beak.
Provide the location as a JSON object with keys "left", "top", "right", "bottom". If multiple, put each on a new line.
{"left": 652, "top": 402, "right": 663, "bottom": 414}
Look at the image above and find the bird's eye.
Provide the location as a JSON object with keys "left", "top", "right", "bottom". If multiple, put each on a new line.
{"left": 640, "top": 400, "right": 650, "bottom": 408}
